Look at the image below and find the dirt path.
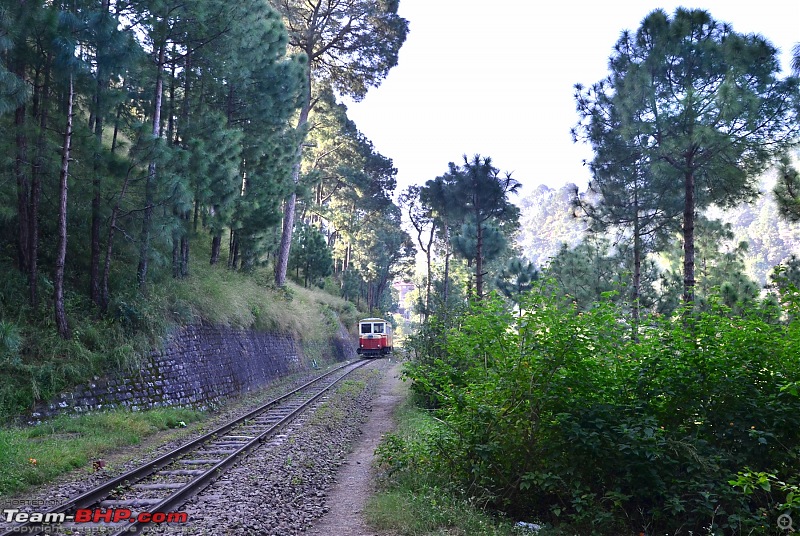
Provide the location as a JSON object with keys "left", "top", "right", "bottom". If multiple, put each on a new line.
{"left": 307, "top": 359, "right": 406, "bottom": 536}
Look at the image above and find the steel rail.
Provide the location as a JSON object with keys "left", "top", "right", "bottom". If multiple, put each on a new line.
{"left": 0, "top": 359, "right": 370, "bottom": 536}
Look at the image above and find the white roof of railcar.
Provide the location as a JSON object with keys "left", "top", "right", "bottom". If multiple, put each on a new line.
{"left": 360, "top": 317, "right": 387, "bottom": 322}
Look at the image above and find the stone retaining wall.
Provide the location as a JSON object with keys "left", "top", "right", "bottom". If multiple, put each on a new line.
{"left": 31, "top": 324, "right": 356, "bottom": 421}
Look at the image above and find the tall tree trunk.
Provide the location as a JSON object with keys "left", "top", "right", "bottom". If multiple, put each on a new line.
{"left": 424, "top": 226, "right": 433, "bottom": 321}
{"left": 227, "top": 229, "right": 235, "bottom": 268}
{"left": 275, "top": 73, "right": 312, "bottom": 287}
{"left": 100, "top": 164, "right": 134, "bottom": 312}
{"left": 632, "top": 218, "right": 642, "bottom": 341}
{"left": 111, "top": 102, "right": 122, "bottom": 153}
{"left": 475, "top": 221, "right": 484, "bottom": 300}
{"left": 28, "top": 152, "right": 42, "bottom": 308}
{"left": 227, "top": 229, "right": 241, "bottom": 270}
{"left": 683, "top": 168, "right": 695, "bottom": 305}
{"left": 89, "top": 0, "right": 110, "bottom": 307}
{"left": 29, "top": 54, "right": 51, "bottom": 308}
{"left": 442, "top": 222, "right": 451, "bottom": 321}
{"left": 193, "top": 199, "right": 200, "bottom": 233}
{"left": 177, "top": 51, "right": 191, "bottom": 277}
{"left": 15, "top": 74, "right": 30, "bottom": 275}
{"left": 466, "top": 260, "right": 474, "bottom": 299}
{"left": 210, "top": 234, "right": 222, "bottom": 265}
{"left": 12, "top": 3, "right": 30, "bottom": 274}
{"left": 137, "top": 43, "right": 166, "bottom": 291}
{"left": 90, "top": 94, "right": 104, "bottom": 306}
{"left": 167, "top": 54, "right": 176, "bottom": 143}
{"left": 230, "top": 231, "right": 240, "bottom": 270}
{"left": 632, "top": 184, "right": 641, "bottom": 328}
{"left": 54, "top": 74, "right": 74, "bottom": 339}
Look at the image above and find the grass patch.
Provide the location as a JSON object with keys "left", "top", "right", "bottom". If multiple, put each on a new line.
{"left": 0, "top": 407, "right": 204, "bottom": 496}
{"left": 365, "top": 397, "right": 519, "bottom": 536}
{"left": 367, "top": 486, "right": 518, "bottom": 536}
{"left": 168, "top": 262, "right": 359, "bottom": 341}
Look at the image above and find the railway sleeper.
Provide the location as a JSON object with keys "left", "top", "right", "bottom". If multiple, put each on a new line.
{"left": 132, "top": 483, "right": 187, "bottom": 490}
{"left": 99, "top": 498, "right": 162, "bottom": 508}
{"left": 159, "top": 469, "right": 206, "bottom": 476}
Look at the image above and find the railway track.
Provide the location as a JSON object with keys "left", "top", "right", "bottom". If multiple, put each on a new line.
{"left": 0, "top": 359, "right": 372, "bottom": 536}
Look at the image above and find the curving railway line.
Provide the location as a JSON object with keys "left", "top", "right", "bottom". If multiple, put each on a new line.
{"left": 0, "top": 359, "right": 372, "bottom": 536}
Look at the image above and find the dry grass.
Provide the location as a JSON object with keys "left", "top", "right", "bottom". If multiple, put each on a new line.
{"left": 168, "top": 262, "right": 359, "bottom": 342}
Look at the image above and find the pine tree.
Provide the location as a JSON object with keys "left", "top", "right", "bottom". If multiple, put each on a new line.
{"left": 86, "top": 0, "right": 134, "bottom": 305}
{"left": 288, "top": 222, "right": 332, "bottom": 287}
{"left": 574, "top": 80, "right": 681, "bottom": 322}
{"left": 774, "top": 156, "right": 800, "bottom": 223}
{"left": 577, "top": 8, "right": 800, "bottom": 306}
{"left": 272, "top": 0, "right": 408, "bottom": 287}
{"left": 445, "top": 155, "right": 521, "bottom": 300}
{"left": 399, "top": 185, "right": 435, "bottom": 319}
{"left": 0, "top": 7, "right": 29, "bottom": 115}
{"left": 496, "top": 257, "right": 539, "bottom": 306}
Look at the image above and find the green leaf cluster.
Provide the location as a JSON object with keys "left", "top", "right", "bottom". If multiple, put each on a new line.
{"left": 401, "top": 285, "right": 800, "bottom": 534}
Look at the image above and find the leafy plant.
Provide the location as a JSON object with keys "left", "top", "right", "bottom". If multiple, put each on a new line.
{"left": 402, "top": 282, "right": 800, "bottom": 534}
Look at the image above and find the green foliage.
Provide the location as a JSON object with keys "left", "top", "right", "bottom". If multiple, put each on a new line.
{"left": 432, "top": 155, "right": 521, "bottom": 299}
{"left": 402, "top": 286, "right": 800, "bottom": 534}
{"left": 0, "top": 268, "right": 163, "bottom": 421}
{"left": 657, "top": 218, "right": 762, "bottom": 316}
{"left": 774, "top": 154, "right": 800, "bottom": 223}
{"left": 369, "top": 398, "right": 518, "bottom": 536}
{"left": 288, "top": 222, "right": 332, "bottom": 287}
{"left": 0, "top": 0, "right": 412, "bottom": 422}
{"left": 273, "top": 0, "right": 408, "bottom": 100}
{"left": 575, "top": 7, "right": 800, "bottom": 304}
{"left": 544, "top": 236, "right": 630, "bottom": 310}
{"left": 495, "top": 258, "right": 539, "bottom": 306}
{"left": 291, "top": 89, "right": 413, "bottom": 314}
{"left": 771, "top": 255, "right": 800, "bottom": 295}
{"left": 0, "top": 250, "right": 358, "bottom": 421}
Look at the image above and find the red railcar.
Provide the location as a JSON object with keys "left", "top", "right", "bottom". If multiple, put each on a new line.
{"left": 357, "top": 318, "right": 393, "bottom": 357}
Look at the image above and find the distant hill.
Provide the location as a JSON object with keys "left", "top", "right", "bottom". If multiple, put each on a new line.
{"left": 515, "top": 183, "right": 589, "bottom": 268}
{"left": 712, "top": 194, "right": 800, "bottom": 286}
{"left": 516, "top": 182, "right": 800, "bottom": 286}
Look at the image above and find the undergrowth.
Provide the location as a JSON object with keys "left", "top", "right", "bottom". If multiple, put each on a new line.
{"left": 368, "top": 396, "right": 519, "bottom": 536}
{"left": 394, "top": 285, "right": 800, "bottom": 535}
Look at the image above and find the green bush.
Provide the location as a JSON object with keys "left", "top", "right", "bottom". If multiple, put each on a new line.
{"left": 402, "top": 287, "right": 800, "bottom": 534}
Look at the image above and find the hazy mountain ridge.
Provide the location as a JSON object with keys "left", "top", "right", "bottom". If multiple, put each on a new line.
{"left": 517, "top": 182, "right": 800, "bottom": 286}
{"left": 516, "top": 184, "right": 588, "bottom": 268}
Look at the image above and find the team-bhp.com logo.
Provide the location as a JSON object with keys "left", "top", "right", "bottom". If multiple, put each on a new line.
{"left": 3, "top": 507, "right": 188, "bottom": 525}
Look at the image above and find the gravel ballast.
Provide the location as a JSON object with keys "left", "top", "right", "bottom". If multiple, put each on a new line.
{"left": 0, "top": 359, "right": 392, "bottom": 536}
{"left": 150, "top": 361, "right": 388, "bottom": 535}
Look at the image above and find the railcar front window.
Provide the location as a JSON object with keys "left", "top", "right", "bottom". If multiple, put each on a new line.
{"left": 361, "top": 324, "right": 372, "bottom": 334}
{"left": 373, "top": 323, "right": 384, "bottom": 334}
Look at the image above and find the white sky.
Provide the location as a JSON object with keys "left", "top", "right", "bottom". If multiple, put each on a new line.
{"left": 344, "top": 1, "right": 800, "bottom": 200}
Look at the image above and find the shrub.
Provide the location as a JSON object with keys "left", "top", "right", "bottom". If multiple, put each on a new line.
{"left": 403, "top": 286, "right": 800, "bottom": 534}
